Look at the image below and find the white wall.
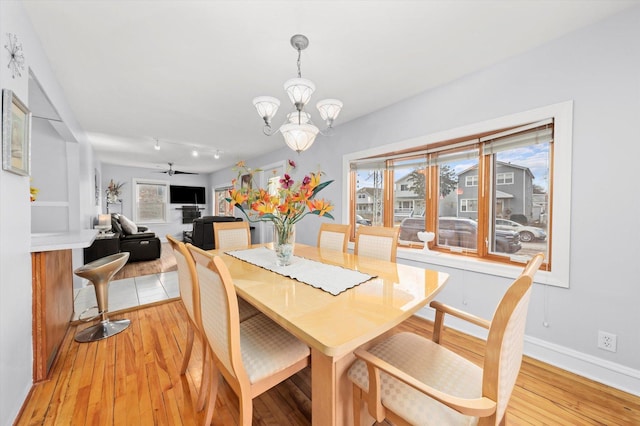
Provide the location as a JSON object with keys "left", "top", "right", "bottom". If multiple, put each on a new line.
{"left": 0, "top": 2, "right": 95, "bottom": 423}
{"left": 212, "top": 7, "right": 640, "bottom": 395}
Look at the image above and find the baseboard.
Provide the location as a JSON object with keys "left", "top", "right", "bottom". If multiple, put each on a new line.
{"left": 414, "top": 310, "right": 640, "bottom": 397}
{"left": 523, "top": 335, "right": 640, "bottom": 397}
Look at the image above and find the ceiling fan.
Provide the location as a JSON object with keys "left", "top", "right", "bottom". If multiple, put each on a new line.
{"left": 156, "top": 162, "right": 198, "bottom": 176}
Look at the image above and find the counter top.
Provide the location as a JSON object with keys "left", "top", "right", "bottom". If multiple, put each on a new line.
{"left": 30, "top": 230, "right": 98, "bottom": 252}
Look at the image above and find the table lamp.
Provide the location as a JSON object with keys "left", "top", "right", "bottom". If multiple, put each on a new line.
{"left": 95, "top": 214, "right": 112, "bottom": 234}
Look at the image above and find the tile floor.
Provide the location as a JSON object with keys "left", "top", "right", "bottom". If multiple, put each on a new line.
{"left": 73, "top": 271, "right": 179, "bottom": 321}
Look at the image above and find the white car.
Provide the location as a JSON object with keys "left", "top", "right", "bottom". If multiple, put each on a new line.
{"left": 495, "top": 218, "right": 546, "bottom": 242}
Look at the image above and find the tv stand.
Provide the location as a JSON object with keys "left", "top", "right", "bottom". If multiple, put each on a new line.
{"left": 176, "top": 205, "right": 204, "bottom": 224}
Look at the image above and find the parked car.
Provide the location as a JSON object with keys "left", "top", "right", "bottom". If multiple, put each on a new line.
{"left": 355, "top": 214, "right": 372, "bottom": 226}
{"left": 399, "top": 216, "right": 522, "bottom": 254}
{"left": 495, "top": 218, "right": 546, "bottom": 242}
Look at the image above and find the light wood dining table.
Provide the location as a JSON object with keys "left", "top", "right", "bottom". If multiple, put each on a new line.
{"left": 209, "top": 243, "right": 449, "bottom": 426}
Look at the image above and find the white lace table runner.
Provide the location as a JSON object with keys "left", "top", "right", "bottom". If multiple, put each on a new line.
{"left": 225, "top": 246, "right": 375, "bottom": 296}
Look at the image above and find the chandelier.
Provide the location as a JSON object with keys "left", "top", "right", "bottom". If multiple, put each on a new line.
{"left": 253, "top": 34, "right": 343, "bottom": 153}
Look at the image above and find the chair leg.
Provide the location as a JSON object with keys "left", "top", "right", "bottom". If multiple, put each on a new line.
{"left": 197, "top": 346, "right": 210, "bottom": 412}
{"left": 238, "top": 393, "right": 253, "bottom": 426}
{"left": 181, "top": 324, "right": 194, "bottom": 375}
{"left": 202, "top": 352, "right": 220, "bottom": 426}
{"left": 353, "top": 384, "right": 362, "bottom": 426}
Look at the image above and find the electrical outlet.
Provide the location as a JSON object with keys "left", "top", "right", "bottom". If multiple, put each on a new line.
{"left": 597, "top": 331, "right": 617, "bottom": 352}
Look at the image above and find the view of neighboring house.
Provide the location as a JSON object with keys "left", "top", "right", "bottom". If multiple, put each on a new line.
{"left": 457, "top": 161, "right": 536, "bottom": 221}
{"left": 355, "top": 187, "right": 382, "bottom": 223}
{"left": 394, "top": 174, "right": 425, "bottom": 222}
{"left": 390, "top": 161, "right": 546, "bottom": 224}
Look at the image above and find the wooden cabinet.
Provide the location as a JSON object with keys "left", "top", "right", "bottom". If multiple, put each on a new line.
{"left": 31, "top": 249, "right": 74, "bottom": 382}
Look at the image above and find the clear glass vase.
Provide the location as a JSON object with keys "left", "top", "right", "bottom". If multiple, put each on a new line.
{"left": 273, "top": 223, "right": 295, "bottom": 266}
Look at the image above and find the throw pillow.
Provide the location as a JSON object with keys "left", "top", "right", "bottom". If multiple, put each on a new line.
{"left": 110, "top": 214, "right": 123, "bottom": 234}
{"left": 119, "top": 215, "right": 138, "bottom": 235}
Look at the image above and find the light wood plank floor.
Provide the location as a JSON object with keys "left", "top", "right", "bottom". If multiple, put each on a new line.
{"left": 16, "top": 245, "right": 640, "bottom": 425}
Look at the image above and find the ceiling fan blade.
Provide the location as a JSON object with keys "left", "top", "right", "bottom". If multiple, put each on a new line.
{"left": 173, "top": 170, "right": 199, "bottom": 175}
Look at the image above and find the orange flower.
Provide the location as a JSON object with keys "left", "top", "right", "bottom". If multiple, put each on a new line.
{"left": 226, "top": 160, "right": 335, "bottom": 228}
{"left": 309, "top": 199, "right": 334, "bottom": 216}
{"left": 228, "top": 189, "right": 247, "bottom": 206}
{"left": 308, "top": 172, "right": 321, "bottom": 190}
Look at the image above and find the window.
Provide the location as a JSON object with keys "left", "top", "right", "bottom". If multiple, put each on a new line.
{"left": 133, "top": 179, "right": 169, "bottom": 223}
{"left": 348, "top": 118, "right": 554, "bottom": 268}
{"left": 344, "top": 102, "right": 572, "bottom": 287}
{"left": 460, "top": 199, "right": 478, "bottom": 212}
{"left": 496, "top": 172, "right": 514, "bottom": 185}
{"left": 215, "top": 186, "right": 232, "bottom": 215}
{"left": 352, "top": 162, "right": 385, "bottom": 227}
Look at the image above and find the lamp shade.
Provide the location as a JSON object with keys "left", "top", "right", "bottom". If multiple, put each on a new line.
{"left": 280, "top": 122, "right": 319, "bottom": 153}
{"left": 316, "top": 99, "right": 343, "bottom": 126}
{"left": 284, "top": 78, "right": 315, "bottom": 107}
{"left": 253, "top": 96, "right": 280, "bottom": 123}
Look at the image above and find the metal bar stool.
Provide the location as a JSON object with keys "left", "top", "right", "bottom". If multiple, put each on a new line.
{"left": 73, "top": 252, "right": 130, "bottom": 343}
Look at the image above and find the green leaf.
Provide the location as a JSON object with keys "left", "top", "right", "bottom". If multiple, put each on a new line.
{"left": 311, "top": 180, "right": 334, "bottom": 198}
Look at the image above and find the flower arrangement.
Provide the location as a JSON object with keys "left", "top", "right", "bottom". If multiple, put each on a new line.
{"left": 106, "top": 179, "right": 125, "bottom": 203}
{"left": 227, "top": 159, "right": 334, "bottom": 264}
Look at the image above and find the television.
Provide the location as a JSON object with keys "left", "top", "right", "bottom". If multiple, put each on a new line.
{"left": 169, "top": 185, "right": 206, "bottom": 204}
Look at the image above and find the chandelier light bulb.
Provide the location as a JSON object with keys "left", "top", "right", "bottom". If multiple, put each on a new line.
{"left": 154, "top": 140, "right": 161, "bottom": 150}
{"left": 214, "top": 150, "right": 220, "bottom": 159}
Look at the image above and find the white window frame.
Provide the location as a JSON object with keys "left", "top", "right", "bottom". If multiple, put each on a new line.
{"left": 132, "top": 178, "right": 170, "bottom": 224}
{"left": 460, "top": 199, "right": 478, "bottom": 212}
{"left": 497, "top": 172, "right": 514, "bottom": 185}
{"left": 343, "top": 101, "right": 573, "bottom": 288}
{"left": 465, "top": 175, "right": 478, "bottom": 186}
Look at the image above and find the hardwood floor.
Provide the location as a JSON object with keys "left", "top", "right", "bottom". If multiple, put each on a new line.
{"left": 16, "top": 247, "right": 640, "bottom": 425}
{"left": 113, "top": 242, "right": 177, "bottom": 281}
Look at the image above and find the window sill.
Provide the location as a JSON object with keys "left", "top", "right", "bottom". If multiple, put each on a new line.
{"left": 347, "top": 241, "right": 563, "bottom": 287}
{"left": 395, "top": 247, "right": 565, "bottom": 288}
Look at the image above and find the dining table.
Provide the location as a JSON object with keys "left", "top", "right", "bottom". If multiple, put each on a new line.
{"left": 209, "top": 242, "right": 449, "bottom": 426}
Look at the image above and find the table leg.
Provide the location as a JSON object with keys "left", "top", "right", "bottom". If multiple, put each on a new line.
{"left": 311, "top": 348, "right": 357, "bottom": 426}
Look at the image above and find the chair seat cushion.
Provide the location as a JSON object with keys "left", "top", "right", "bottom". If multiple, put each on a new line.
{"left": 348, "top": 332, "right": 482, "bottom": 426}
{"left": 240, "top": 314, "right": 310, "bottom": 384}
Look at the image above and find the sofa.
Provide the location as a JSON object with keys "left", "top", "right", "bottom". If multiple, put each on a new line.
{"left": 110, "top": 214, "right": 162, "bottom": 262}
{"left": 183, "top": 215, "right": 243, "bottom": 250}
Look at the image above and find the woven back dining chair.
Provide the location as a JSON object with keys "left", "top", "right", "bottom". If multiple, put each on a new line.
{"left": 317, "top": 223, "right": 351, "bottom": 253}
{"left": 186, "top": 243, "right": 310, "bottom": 426}
{"left": 354, "top": 225, "right": 400, "bottom": 262}
{"left": 348, "top": 253, "right": 545, "bottom": 426}
{"left": 213, "top": 221, "right": 251, "bottom": 250}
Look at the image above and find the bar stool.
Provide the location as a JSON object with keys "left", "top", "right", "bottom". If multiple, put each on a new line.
{"left": 74, "top": 252, "right": 130, "bottom": 343}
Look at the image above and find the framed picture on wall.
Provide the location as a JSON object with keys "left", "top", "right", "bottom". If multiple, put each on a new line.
{"left": 2, "top": 89, "right": 32, "bottom": 176}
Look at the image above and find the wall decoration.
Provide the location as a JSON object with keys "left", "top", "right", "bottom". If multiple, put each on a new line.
{"left": 2, "top": 89, "right": 32, "bottom": 176}
{"left": 94, "top": 168, "right": 100, "bottom": 206}
{"left": 4, "top": 33, "right": 25, "bottom": 79}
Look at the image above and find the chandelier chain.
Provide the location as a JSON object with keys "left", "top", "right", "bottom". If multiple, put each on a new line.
{"left": 296, "top": 48, "right": 302, "bottom": 78}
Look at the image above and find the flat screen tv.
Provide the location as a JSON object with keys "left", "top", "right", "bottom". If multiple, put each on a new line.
{"left": 170, "top": 185, "right": 206, "bottom": 204}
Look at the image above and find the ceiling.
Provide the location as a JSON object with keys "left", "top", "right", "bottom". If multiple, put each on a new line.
{"left": 21, "top": 0, "right": 637, "bottom": 175}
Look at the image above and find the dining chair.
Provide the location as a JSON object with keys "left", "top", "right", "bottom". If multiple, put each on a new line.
{"left": 167, "top": 234, "right": 260, "bottom": 411}
{"left": 354, "top": 225, "right": 400, "bottom": 262}
{"left": 317, "top": 223, "right": 351, "bottom": 252}
{"left": 348, "top": 253, "right": 545, "bottom": 426}
{"left": 186, "top": 243, "right": 311, "bottom": 426}
{"left": 166, "top": 234, "right": 202, "bottom": 377}
{"left": 213, "top": 220, "right": 251, "bottom": 250}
